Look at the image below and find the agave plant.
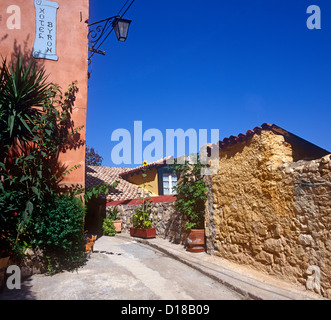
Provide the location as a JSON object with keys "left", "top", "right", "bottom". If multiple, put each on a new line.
{"left": 0, "top": 55, "right": 51, "bottom": 156}
{"left": 0, "top": 55, "right": 90, "bottom": 269}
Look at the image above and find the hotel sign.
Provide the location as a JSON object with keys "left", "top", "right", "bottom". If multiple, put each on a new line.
{"left": 32, "top": 0, "right": 59, "bottom": 61}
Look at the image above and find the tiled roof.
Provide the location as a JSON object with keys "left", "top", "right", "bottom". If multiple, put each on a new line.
{"left": 119, "top": 156, "right": 174, "bottom": 178}
{"left": 217, "top": 123, "right": 329, "bottom": 160}
{"left": 218, "top": 123, "right": 273, "bottom": 149}
{"left": 85, "top": 166, "right": 142, "bottom": 202}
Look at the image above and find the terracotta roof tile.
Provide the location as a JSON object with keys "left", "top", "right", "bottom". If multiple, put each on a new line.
{"left": 85, "top": 166, "right": 142, "bottom": 202}
{"left": 119, "top": 156, "right": 174, "bottom": 178}
{"left": 219, "top": 123, "right": 274, "bottom": 149}
{"left": 218, "top": 123, "right": 330, "bottom": 160}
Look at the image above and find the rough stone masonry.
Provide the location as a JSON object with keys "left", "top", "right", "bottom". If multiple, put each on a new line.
{"left": 204, "top": 129, "right": 331, "bottom": 298}
{"left": 107, "top": 126, "right": 331, "bottom": 298}
{"left": 107, "top": 200, "right": 187, "bottom": 245}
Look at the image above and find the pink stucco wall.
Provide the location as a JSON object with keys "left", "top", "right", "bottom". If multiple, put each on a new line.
{"left": 0, "top": 0, "right": 89, "bottom": 188}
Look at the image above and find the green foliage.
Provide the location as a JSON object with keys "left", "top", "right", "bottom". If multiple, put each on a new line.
{"left": 171, "top": 154, "right": 208, "bottom": 230}
{"left": 0, "top": 67, "right": 82, "bottom": 209}
{"left": 0, "top": 192, "right": 32, "bottom": 261}
{"left": 0, "top": 54, "right": 86, "bottom": 271}
{"left": 102, "top": 217, "right": 116, "bottom": 236}
{"left": 32, "top": 195, "right": 86, "bottom": 274}
{"left": 85, "top": 145, "right": 103, "bottom": 166}
{"left": 107, "top": 206, "right": 119, "bottom": 220}
{"left": 131, "top": 200, "right": 153, "bottom": 229}
{"left": 83, "top": 181, "right": 118, "bottom": 204}
{"left": 0, "top": 56, "right": 51, "bottom": 153}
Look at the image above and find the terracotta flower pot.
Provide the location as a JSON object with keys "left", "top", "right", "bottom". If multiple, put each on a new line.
{"left": 130, "top": 227, "right": 156, "bottom": 239}
{"left": 113, "top": 220, "right": 122, "bottom": 233}
{"left": 186, "top": 229, "right": 205, "bottom": 252}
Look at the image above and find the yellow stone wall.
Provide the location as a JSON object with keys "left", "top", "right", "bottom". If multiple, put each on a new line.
{"left": 206, "top": 130, "right": 331, "bottom": 298}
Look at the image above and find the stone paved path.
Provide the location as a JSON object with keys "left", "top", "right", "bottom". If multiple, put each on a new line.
{"left": 0, "top": 236, "right": 243, "bottom": 300}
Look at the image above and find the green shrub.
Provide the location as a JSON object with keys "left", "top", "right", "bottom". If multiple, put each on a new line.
{"left": 102, "top": 217, "right": 116, "bottom": 236}
{"left": 33, "top": 194, "right": 86, "bottom": 274}
{"left": 171, "top": 154, "right": 208, "bottom": 230}
{"left": 0, "top": 56, "right": 89, "bottom": 270}
{"left": 0, "top": 189, "right": 34, "bottom": 261}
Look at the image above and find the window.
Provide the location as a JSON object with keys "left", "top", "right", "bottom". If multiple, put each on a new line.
{"left": 157, "top": 166, "right": 177, "bottom": 195}
{"left": 162, "top": 173, "right": 177, "bottom": 195}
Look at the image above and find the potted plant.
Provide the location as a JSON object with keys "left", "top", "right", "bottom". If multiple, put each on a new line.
{"left": 172, "top": 154, "right": 208, "bottom": 252}
{"left": 106, "top": 206, "right": 122, "bottom": 233}
{"left": 130, "top": 161, "right": 156, "bottom": 239}
{"left": 130, "top": 199, "right": 156, "bottom": 238}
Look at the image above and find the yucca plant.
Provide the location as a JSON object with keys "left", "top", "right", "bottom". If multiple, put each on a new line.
{"left": 0, "top": 55, "right": 85, "bottom": 268}
{"left": 0, "top": 55, "right": 51, "bottom": 156}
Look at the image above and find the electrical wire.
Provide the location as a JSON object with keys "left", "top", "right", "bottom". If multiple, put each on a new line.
{"left": 117, "top": 0, "right": 131, "bottom": 16}
{"left": 94, "top": 0, "right": 135, "bottom": 51}
{"left": 121, "top": 0, "right": 136, "bottom": 17}
{"left": 88, "top": 0, "right": 136, "bottom": 64}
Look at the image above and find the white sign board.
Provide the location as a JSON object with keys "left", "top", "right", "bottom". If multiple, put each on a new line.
{"left": 32, "top": 0, "right": 59, "bottom": 61}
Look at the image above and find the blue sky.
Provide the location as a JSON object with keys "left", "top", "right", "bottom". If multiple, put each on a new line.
{"left": 87, "top": 0, "right": 331, "bottom": 167}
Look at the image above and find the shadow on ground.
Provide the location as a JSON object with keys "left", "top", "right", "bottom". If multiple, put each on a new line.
{"left": 0, "top": 276, "right": 36, "bottom": 300}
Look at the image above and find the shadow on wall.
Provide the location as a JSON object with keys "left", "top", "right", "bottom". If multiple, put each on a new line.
{"left": 10, "top": 35, "right": 45, "bottom": 69}
{"left": 3, "top": 40, "right": 85, "bottom": 194}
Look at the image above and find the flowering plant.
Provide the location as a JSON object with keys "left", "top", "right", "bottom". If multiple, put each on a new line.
{"left": 0, "top": 211, "right": 29, "bottom": 261}
{"left": 131, "top": 161, "right": 153, "bottom": 229}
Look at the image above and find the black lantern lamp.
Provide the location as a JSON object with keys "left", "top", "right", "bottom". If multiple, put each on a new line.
{"left": 87, "top": 0, "right": 135, "bottom": 77}
{"left": 113, "top": 18, "right": 132, "bottom": 42}
{"left": 88, "top": 15, "right": 132, "bottom": 66}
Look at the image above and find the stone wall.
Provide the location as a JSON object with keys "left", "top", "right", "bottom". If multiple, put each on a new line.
{"left": 290, "top": 156, "right": 331, "bottom": 296}
{"left": 20, "top": 248, "right": 47, "bottom": 279}
{"left": 205, "top": 130, "right": 331, "bottom": 298}
{"left": 107, "top": 200, "right": 187, "bottom": 244}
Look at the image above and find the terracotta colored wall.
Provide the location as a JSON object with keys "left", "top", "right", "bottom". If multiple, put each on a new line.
{"left": 205, "top": 130, "right": 331, "bottom": 298}
{"left": 0, "top": 0, "right": 89, "bottom": 189}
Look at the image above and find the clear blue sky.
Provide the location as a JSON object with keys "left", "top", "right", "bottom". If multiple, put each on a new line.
{"left": 87, "top": 0, "right": 331, "bottom": 167}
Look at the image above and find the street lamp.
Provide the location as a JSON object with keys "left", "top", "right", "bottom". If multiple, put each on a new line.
{"left": 113, "top": 17, "right": 132, "bottom": 42}
{"left": 88, "top": 15, "right": 132, "bottom": 65}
